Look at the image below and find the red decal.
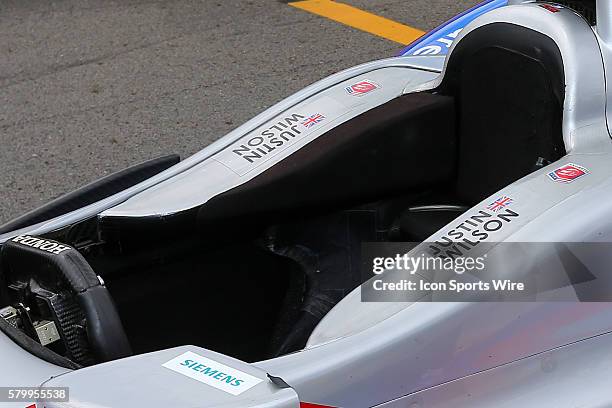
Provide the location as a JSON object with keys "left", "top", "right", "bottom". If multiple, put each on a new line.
{"left": 345, "top": 80, "right": 380, "bottom": 96}
{"left": 539, "top": 4, "right": 560, "bottom": 12}
{"left": 548, "top": 163, "right": 589, "bottom": 183}
{"left": 300, "top": 403, "right": 335, "bottom": 408}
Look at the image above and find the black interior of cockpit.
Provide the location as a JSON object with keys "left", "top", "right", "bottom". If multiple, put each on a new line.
{"left": 0, "top": 22, "right": 567, "bottom": 368}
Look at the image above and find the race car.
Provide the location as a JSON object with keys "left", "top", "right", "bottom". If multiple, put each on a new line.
{"left": 1, "top": 0, "right": 610, "bottom": 407}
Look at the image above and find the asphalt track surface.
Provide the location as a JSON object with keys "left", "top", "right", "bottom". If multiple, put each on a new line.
{"left": 0, "top": 0, "right": 477, "bottom": 224}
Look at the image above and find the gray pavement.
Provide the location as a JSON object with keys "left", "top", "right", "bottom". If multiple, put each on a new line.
{"left": 0, "top": 0, "right": 476, "bottom": 224}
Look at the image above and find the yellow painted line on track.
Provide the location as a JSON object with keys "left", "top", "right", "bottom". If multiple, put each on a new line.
{"left": 289, "top": 0, "right": 425, "bottom": 45}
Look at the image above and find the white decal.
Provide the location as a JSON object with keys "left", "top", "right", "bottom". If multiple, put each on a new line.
{"left": 11, "top": 235, "right": 71, "bottom": 255}
{"left": 162, "top": 351, "right": 263, "bottom": 396}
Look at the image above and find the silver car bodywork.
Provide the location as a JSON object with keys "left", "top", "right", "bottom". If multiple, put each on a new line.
{"left": 2, "top": 2, "right": 612, "bottom": 408}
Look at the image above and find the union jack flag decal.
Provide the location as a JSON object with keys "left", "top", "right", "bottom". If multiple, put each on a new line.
{"left": 487, "top": 196, "right": 513, "bottom": 212}
{"left": 301, "top": 113, "right": 325, "bottom": 128}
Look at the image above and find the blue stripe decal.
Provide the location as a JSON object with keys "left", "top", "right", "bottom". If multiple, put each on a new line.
{"left": 398, "top": 0, "right": 508, "bottom": 57}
